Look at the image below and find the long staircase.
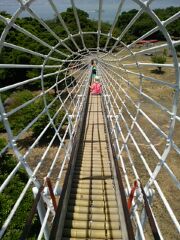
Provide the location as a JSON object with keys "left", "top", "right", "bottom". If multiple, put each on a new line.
{"left": 62, "top": 95, "right": 122, "bottom": 239}
{"left": 48, "top": 94, "right": 129, "bottom": 240}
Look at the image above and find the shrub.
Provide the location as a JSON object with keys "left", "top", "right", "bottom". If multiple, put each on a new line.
{"left": 0, "top": 137, "right": 40, "bottom": 238}
{"left": 32, "top": 95, "right": 66, "bottom": 139}
{"left": 0, "top": 121, "right": 5, "bottom": 133}
{"left": 0, "top": 137, "right": 6, "bottom": 151}
{"left": 0, "top": 90, "right": 66, "bottom": 140}
{"left": 151, "top": 54, "right": 166, "bottom": 73}
{"left": 5, "top": 90, "right": 37, "bottom": 135}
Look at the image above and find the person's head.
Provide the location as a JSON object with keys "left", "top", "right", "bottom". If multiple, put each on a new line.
{"left": 94, "top": 76, "right": 100, "bottom": 82}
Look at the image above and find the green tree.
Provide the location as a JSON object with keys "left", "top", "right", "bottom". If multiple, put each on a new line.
{"left": 151, "top": 53, "right": 166, "bottom": 73}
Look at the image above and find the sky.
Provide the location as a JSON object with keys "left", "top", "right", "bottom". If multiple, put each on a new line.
{"left": 0, "top": 0, "right": 179, "bottom": 22}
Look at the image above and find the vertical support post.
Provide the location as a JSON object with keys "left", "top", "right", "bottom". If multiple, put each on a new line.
{"left": 113, "top": 115, "right": 120, "bottom": 159}
{"left": 135, "top": 190, "right": 155, "bottom": 240}
{"left": 32, "top": 187, "right": 50, "bottom": 240}
{"left": 67, "top": 114, "right": 73, "bottom": 139}
{"left": 77, "top": 94, "right": 82, "bottom": 113}
{"left": 45, "top": 177, "right": 58, "bottom": 212}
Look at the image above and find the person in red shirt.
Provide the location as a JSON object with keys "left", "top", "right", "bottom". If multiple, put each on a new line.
{"left": 90, "top": 76, "right": 102, "bottom": 95}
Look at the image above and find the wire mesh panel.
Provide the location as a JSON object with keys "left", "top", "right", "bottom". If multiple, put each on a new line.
{"left": 0, "top": 0, "right": 179, "bottom": 239}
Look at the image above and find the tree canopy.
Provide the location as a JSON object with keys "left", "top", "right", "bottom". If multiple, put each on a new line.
{"left": 0, "top": 6, "right": 179, "bottom": 88}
